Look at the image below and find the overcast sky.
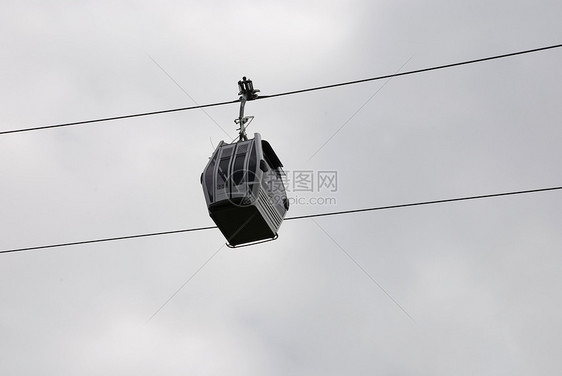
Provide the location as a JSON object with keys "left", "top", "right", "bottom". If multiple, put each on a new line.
{"left": 1, "top": 1, "right": 562, "bottom": 375}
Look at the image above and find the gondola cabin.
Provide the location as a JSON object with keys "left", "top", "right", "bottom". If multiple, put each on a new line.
{"left": 201, "top": 133, "right": 289, "bottom": 247}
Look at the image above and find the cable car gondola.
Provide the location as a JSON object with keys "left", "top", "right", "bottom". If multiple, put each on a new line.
{"left": 201, "top": 78, "right": 289, "bottom": 247}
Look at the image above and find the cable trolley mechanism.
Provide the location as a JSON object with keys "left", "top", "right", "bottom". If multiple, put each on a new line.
{"left": 201, "top": 77, "right": 289, "bottom": 247}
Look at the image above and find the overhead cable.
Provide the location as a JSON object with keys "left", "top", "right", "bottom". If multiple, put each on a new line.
{"left": 1, "top": 186, "right": 560, "bottom": 255}
{"left": 0, "top": 100, "right": 238, "bottom": 136}
{"left": 284, "top": 186, "right": 562, "bottom": 221}
{"left": 258, "top": 43, "right": 562, "bottom": 100}
{"left": 1, "top": 43, "right": 561, "bottom": 136}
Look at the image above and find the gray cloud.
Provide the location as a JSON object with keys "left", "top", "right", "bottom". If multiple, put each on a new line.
{"left": 1, "top": 1, "right": 561, "bottom": 375}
